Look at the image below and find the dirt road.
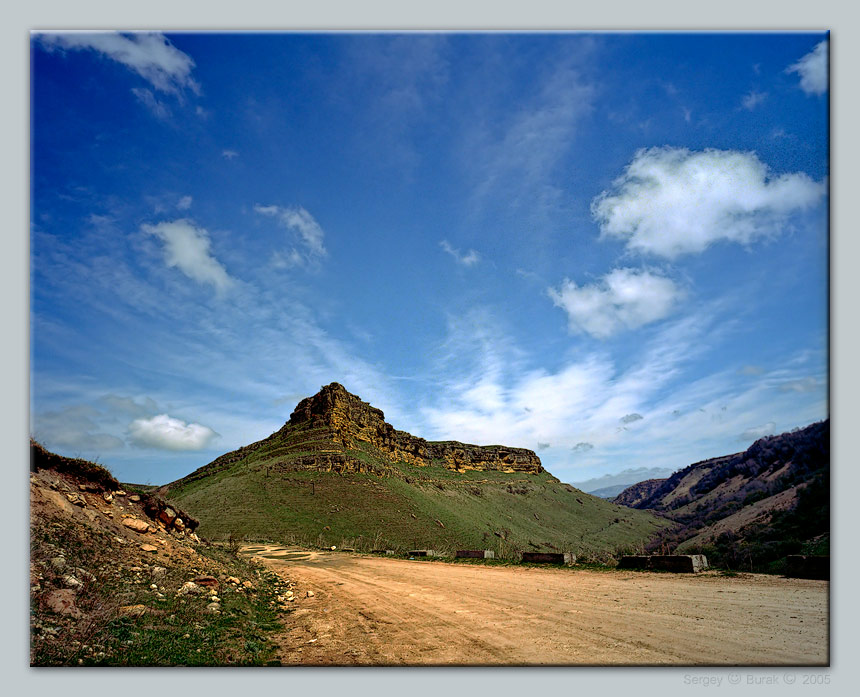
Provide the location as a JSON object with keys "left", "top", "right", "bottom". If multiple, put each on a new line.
{"left": 243, "top": 545, "right": 828, "bottom": 666}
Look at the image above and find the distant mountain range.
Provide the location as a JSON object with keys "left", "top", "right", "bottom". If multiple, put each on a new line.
{"left": 612, "top": 419, "right": 829, "bottom": 572}
{"left": 570, "top": 467, "right": 677, "bottom": 498}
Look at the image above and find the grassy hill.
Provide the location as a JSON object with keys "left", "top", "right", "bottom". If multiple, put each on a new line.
{"left": 160, "top": 385, "right": 669, "bottom": 560}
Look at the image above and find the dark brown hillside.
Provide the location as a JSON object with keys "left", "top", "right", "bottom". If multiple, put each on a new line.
{"left": 614, "top": 420, "right": 829, "bottom": 571}
{"left": 612, "top": 478, "right": 667, "bottom": 507}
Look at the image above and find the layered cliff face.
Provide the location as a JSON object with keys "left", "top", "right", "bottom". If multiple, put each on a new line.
{"left": 288, "top": 382, "right": 543, "bottom": 474}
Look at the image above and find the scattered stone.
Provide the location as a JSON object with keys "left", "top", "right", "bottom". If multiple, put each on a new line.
{"left": 151, "top": 567, "right": 167, "bottom": 579}
{"left": 194, "top": 575, "right": 219, "bottom": 588}
{"left": 158, "top": 508, "right": 177, "bottom": 525}
{"left": 226, "top": 576, "right": 240, "bottom": 585}
{"left": 306, "top": 590, "right": 315, "bottom": 598}
{"left": 242, "top": 580, "right": 255, "bottom": 589}
{"left": 206, "top": 602, "right": 221, "bottom": 613}
{"left": 115, "top": 490, "right": 127, "bottom": 496}
{"left": 118, "top": 604, "right": 148, "bottom": 618}
{"left": 76, "top": 568, "right": 96, "bottom": 582}
{"left": 66, "top": 493, "right": 86, "bottom": 507}
{"left": 323, "top": 526, "right": 331, "bottom": 531}
{"left": 140, "top": 544, "right": 158, "bottom": 553}
{"left": 102, "top": 491, "right": 113, "bottom": 503}
{"left": 128, "top": 494, "right": 141, "bottom": 502}
{"left": 122, "top": 518, "right": 151, "bottom": 534}
{"left": 210, "top": 596, "right": 221, "bottom": 603}
{"left": 174, "top": 518, "right": 185, "bottom": 532}
{"left": 435, "top": 519, "right": 445, "bottom": 528}
{"left": 178, "top": 581, "right": 201, "bottom": 596}
{"left": 49, "top": 556, "right": 67, "bottom": 572}
{"left": 330, "top": 546, "right": 336, "bottom": 551}
{"left": 42, "top": 589, "right": 82, "bottom": 618}
{"left": 150, "top": 583, "right": 158, "bottom": 590}
{"left": 410, "top": 513, "right": 416, "bottom": 519}
{"left": 62, "top": 575, "right": 83, "bottom": 589}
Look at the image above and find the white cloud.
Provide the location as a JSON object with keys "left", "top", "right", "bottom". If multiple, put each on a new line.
{"left": 741, "top": 91, "right": 767, "bottom": 110}
{"left": 221, "top": 149, "right": 239, "bottom": 160}
{"left": 177, "top": 195, "right": 193, "bottom": 210}
{"left": 38, "top": 32, "right": 199, "bottom": 95}
{"left": 254, "top": 204, "right": 327, "bottom": 266}
{"left": 591, "top": 147, "right": 825, "bottom": 258}
{"left": 739, "top": 422, "right": 776, "bottom": 442}
{"left": 787, "top": 40, "right": 828, "bottom": 96}
{"left": 549, "top": 268, "right": 683, "bottom": 339}
{"left": 128, "top": 414, "right": 219, "bottom": 451}
{"left": 440, "top": 240, "right": 480, "bottom": 267}
{"left": 131, "top": 87, "right": 171, "bottom": 119}
{"left": 142, "top": 219, "right": 234, "bottom": 292}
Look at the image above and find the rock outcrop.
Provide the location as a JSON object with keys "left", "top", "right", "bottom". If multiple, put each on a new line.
{"left": 287, "top": 383, "right": 542, "bottom": 474}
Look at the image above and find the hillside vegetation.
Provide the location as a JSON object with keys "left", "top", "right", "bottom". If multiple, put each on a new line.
{"left": 161, "top": 384, "right": 669, "bottom": 559}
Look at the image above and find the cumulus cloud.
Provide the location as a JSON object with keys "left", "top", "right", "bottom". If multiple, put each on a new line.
{"left": 591, "top": 147, "right": 825, "bottom": 258}
{"left": 38, "top": 32, "right": 199, "bottom": 95}
{"left": 440, "top": 240, "right": 480, "bottom": 267}
{"left": 739, "top": 422, "right": 776, "bottom": 442}
{"left": 549, "top": 268, "right": 683, "bottom": 339}
{"left": 131, "top": 87, "right": 171, "bottom": 119}
{"left": 620, "top": 413, "right": 643, "bottom": 424}
{"left": 254, "top": 204, "right": 327, "bottom": 267}
{"left": 787, "top": 40, "right": 828, "bottom": 96}
{"left": 142, "top": 218, "right": 234, "bottom": 292}
{"left": 128, "top": 414, "right": 218, "bottom": 451}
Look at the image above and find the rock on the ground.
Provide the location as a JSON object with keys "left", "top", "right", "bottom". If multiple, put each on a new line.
{"left": 62, "top": 575, "right": 83, "bottom": 589}
{"left": 118, "top": 604, "right": 148, "bottom": 618}
{"left": 306, "top": 590, "right": 315, "bottom": 598}
{"left": 206, "top": 602, "right": 221, "bottom": 613}
{"left": 49, "top": 556, "right": 67, "bottom": 572}
{"left": 128, "top": 494, "right": 141, "bottom": 502}
{"left": 226, "top": 576, "right": 240, "bottom": 585}
{"left": 151, "top": 567, "right": 167, "bottom": 579}
{"left": 140, "top": 544, "right": 158, "bottom": 553}
{"left": 122, "top": 518, "right": 151, "bottom": 534}
{"left": 194, "top": 575, "right": 219, "bottom": 588}
{"left": 42, "top": 589, "right": 82, "bottom": 618}
{"left": 178, "top": 581, "right": 201, "bottom": 596}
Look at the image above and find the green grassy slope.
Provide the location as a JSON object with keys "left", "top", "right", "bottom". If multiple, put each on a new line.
{"left": 161, "top": 421, "right": 669, "bottom": 559}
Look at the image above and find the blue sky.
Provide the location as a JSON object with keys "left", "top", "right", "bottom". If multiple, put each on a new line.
{"left": 30, "top": 32, "right": 829, "bottom": 486}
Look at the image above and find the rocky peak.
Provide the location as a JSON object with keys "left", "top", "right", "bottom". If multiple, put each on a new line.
{"left": 289, "top": 382, "right": 385, "bottom": 429}
{"left": 286, "top": 382, "right": 543, "bottom": 475}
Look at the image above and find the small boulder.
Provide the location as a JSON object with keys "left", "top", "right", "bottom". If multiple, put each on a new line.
{"left": 42, "top": 589, "right": 82, "bottom": 618}
{"left": 242, "top": 580, "right": 255, "bottom": 589}
{"left": 158, "top": 508, "right": 177, "bottom": 525}
{"left": 115, "top": 489, "right": 127, "bottom": 496}
{"left": 140, "top": 544, "right": 158, "bottom": 553}
{"left": 102, "top": 491, "right": 113, "bottom": 503}
{"left": 178, "top": 581, "right": 200, "bottom": 596}
{"left": 66, "top": 493, "right": 86, "bottom": 507}
{"left": 194, "top": 575, "right": 219, "bottom": 588}
{"left": 128, "top": 494, "right": 141, "bottom": 503}
{"left": 49, "top": 557, "right": 67, "bottom": 572}
{"left": 62, "top": 575, "right": 83, "bottom": 589}
{"left": 173, "top": 518, "right": 185, "bottom": 532}
{"left": 206, "top": 602, "right": 221, "bottom": 613}
{"left": 118, "top": 604, "right": 148, "bottom": 618}
{"left": 151, "top": 567, "right": 167, "bottom": 579}
{"left": 306, "top": 590, "right": 315, "bottom": 598}
{"left": 122, "top": 518, "right": 151, "bottom": 534}
{"left": 226, "top": 576, "right": 240, "bottom": 585}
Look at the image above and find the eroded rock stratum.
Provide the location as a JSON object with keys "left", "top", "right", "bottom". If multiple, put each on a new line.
{"left": 287, "top": 383, "right": 543, "bottom": 474}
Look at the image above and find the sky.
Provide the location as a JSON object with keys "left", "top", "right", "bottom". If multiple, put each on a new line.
{"left": 30, "top": 31, "right": 829, "bottom": 486}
